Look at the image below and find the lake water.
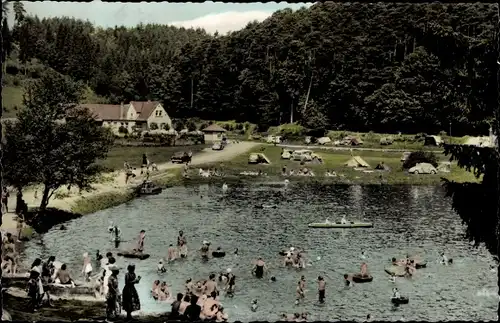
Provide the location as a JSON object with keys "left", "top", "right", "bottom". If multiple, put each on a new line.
{"left": 23, "top": 183, "right": 498, "bottom": 321}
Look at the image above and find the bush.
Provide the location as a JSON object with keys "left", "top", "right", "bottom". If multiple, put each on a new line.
{"left": 118, "top": 126, "right": 128, "bottom": 134}
{"left": 185, "top": 120, "right": 197, "bottom": 132}
{"left": 150, "top": 122, "right": 159, "bottom": 130}
{"left": 402, "top": 151, "right": 439, "bottom": 169}
{"left": 161, "top": 123, "right": 170, "bottom": 131}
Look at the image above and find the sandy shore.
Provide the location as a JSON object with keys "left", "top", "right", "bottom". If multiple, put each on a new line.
{"left": 1, "top": 141, "right": 258, "bottom": 232}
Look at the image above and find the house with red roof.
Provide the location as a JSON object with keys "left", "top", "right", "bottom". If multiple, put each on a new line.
{"left": 81, "top": 101, "right": 172, "bottom": 134}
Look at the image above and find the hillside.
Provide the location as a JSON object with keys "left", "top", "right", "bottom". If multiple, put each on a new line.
{"left": 2, "top": 3, "right": 497, "bottom": 135}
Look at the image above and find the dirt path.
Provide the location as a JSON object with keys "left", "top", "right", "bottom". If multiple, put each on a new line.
{"left": 1, "top": 142, "right": 258, "bottom": 232}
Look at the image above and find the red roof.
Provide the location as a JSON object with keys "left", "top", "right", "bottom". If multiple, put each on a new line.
{"left": 80, "top": 104, "right": 127, "bottom": 120}
{"left": 130, "top": 101, "right": 161, "bottom": 121}
{"left": 202, "top": 124, "right": 227, "bottom": 132}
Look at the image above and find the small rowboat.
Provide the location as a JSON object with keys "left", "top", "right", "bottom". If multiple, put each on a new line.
{"left": 351, "top": 273, "right": 373, "bottom": 283}
{"left": 391, "top": 296, "right": 409, "bottom": 304}
{"left": 384, "top": 266, "right": 406, "bottom": 277}
{"left": 308, "top": 222, "right": 373, "bottom": 228}
{"left": 117, "top": 251, "right": 150, "bottom": 260}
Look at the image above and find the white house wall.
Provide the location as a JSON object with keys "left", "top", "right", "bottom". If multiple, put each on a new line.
{"left": 147, "top": 104, "right": 173, "bottom": 130}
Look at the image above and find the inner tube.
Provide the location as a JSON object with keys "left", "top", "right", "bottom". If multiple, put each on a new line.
{"left": 391, "top": 297, "right": 409, "bottom": 304}
{"left": 278, "top": 251, "right": 287, "bottom": 256}
{"left": 212, "top": 251, "right": 226, "bottom": 258}
{"left": 117, "top": 251, "right": 150, "bottom": 260}
{"left": 415, "top": 262, "right": 427, "bottom": 269}
{"left": 351, "top": 274, "right": 373, "bottom": 283}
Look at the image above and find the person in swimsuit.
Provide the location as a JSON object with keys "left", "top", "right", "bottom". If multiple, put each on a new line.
{"left": 135, "top": 230, "right": 146, "bottom": 253}
{"left": 225, "top": 269, "right": 236, "bottom": 297}
{"left": 295, "top": 281, "right": 305, "bottom": 304}
{"left": 55, "top": 264, "right": 74, "bottom": 285}
{"left": 179, "top": 240, "right": 188, "bottom": 258}
{"left": 253, "top": 257, "right": 267, "bottom": 278}
{"left": 200, "top": 241, "right": 210, "bottom": 260}
{"left": 177, "top": 230, "right": 186, "bottom": 246}
{"left": 317, "top": 276, "right": 326, "bottom": 304}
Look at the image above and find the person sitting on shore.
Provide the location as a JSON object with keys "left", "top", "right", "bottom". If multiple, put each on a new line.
{"left": 55, "top": 264, "right": 74, "bottom": 285}
{"left": 41, "top": 256, "right": 56, "bottom": 284}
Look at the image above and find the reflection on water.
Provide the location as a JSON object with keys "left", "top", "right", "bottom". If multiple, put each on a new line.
{"left": 23, "top": 184, "right": 497, "bottom": 321}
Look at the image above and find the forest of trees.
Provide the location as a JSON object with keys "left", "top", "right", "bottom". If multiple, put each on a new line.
{"left": 1, "top": 2, "right": 497, "bottom": 135}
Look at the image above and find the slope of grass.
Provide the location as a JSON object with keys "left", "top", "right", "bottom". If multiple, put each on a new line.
{"left": 2, "top": 86, "right": 24, "bottom": 118}
{"left": 195, "top": 145, "right": 478, "bottom": 185}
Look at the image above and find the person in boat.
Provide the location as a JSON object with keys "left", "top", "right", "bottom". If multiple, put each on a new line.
{"left": 55, "top": 263, "right": 74, "bottom": 285}
{"left": 134, "top": 230, "right": 146, "bottom": 253}
{"left": 157, "top": 260, "right": 166, "bottom": 273}
{"left": 341, "top": 215, "right": 348, "bottom": 225}
{"left": 179, "top": 240, "right": 188, "bottom": 258}
{"left": 82, "top": 252, "right": 93, "bottom": 282}
{"left": 122, "top": 264, "right": 142, "bottom": 320}
{"left": 106, "top": 265, "right": 120, "bottom": 321}
{"left": 200, "top": 241, "right": 210, "bottom": 260}
{"left": 252, "top": 257, "right": 267, "bottom": 278}
{"left": 391, "top": 257, "right": 399, "bottom": 266}
{"left": 27, "top": 270, "right": 41, "bottom": 312}
{"left": 392, "top": 287, "right": 401, "bottom": 299}
{"left": 317, "top": 276, "right": 326, "bottom": 304}
{"left": 360, "top": 262, "right": 369, "bottom": 277}
{"left": 167, "top": 244, "right": 178, "bottom": 262}
{"left": 344, "top": 274, "right": 352, "bottom": 287}
{"left": 177, "top": 230, "right": 187, "bottom": 247}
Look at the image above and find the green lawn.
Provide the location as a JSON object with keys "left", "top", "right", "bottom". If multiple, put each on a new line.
{"left": 2, "top": 86, "right": 24, "bottom": 118}
{"left": 98, "top": 145, "right": 208, "bottom": 172}
{"left": 195, "top": 145, "right": 479, "bottom": 185}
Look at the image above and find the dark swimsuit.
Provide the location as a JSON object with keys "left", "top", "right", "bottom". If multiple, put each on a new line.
{"left": 255, "top": 265, "right": 264, "bottom": 278}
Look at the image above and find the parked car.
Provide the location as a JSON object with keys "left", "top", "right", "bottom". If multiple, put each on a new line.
{"left": 291, "top": 150, "right": 322, "bottom": 162}
{"left": 281, "top": 149, "right": 294, "bottom": 159}
{"left": 171, "top": 151, "right": 192, "bottom": 164}
{"left": 212, "top": 142, "right": 224, "bottom": 150}
{"left": 408, "top": 163, "right": 437, "bottom": 174}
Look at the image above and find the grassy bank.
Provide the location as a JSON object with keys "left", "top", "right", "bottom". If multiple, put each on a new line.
{"left": 70, "top": 191, "right": 137, "bottom": 215}
{"left": 98, "top": 145, "right": 207, "bottom": 172}
{"left": 194, "top": 145, "right": 478, "bottom": 185}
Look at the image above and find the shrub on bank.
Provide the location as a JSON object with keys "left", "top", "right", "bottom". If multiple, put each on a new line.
{"left": 403, "top": 151, "right": 439, "bottom": 169}
{"left": 71, "top": 191, "right": 136, "bottom": 215}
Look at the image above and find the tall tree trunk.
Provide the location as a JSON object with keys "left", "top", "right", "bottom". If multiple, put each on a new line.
{"left": 303, "top": 73, "right": 314, "bottom": 114}
{"left": 290, "top": 101, "right": 294, "bottom": 124}
{"left": 190, "top": 77, "right": 194, "bottom": 110}
{"left": 39, "top": 184, "right": 51, "bottom": 212}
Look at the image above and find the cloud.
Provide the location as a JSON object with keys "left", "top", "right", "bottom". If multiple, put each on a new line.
{"left": 169, "top": 11, "right": 275, "bottom": 34}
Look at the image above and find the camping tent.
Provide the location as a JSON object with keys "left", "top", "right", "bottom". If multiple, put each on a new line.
{"left": 344, "top": 156, "right": 370, "bottom": 168}
{"left": 248, "top": 153, "right": 271, "bottom": 164}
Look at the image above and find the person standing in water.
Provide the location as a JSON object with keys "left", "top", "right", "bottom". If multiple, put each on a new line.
{"left": 141, "top": 154, "right": 148, "bottom": 175}
{"left": 252, "top": 257, "right": 267, "bottom": 278}
{"left": 135, "top": 230, "right": 146, "bottom": 253}
{"left": 200, "top": 241, "right": 210, "bottom": 260}
{"left": 122, "top": 264, "right": 141, "bottom": 320}
{"left": 167, "top": 244, "right": 177, "bottom": 262}
{"left": 81, "top": 252, "right": 93, "bottom": 282}
{"left": 317, "top": 276, "right": 326, "bottom": 304}
{"left": 178, "top": 230, "right": 187, "bottom": 247}
{"left": 295, "top": 281, "right": 305, "bottom": 305}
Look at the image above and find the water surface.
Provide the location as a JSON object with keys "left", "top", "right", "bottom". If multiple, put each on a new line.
{"left": 24, "top": 184, "right": 498, "bottom": 321}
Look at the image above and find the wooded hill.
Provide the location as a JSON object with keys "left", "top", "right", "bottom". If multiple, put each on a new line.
{"left": 2, "top": 2, "right": 497, "bottom": 135}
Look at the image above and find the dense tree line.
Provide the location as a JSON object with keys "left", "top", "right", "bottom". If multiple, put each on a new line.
{"left": 2, "top": 2, "right": 497, "bottom": 135}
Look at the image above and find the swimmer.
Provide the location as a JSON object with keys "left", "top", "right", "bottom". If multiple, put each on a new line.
{"left": 284, "top": 256, "right": 294, "bottom": 267}
{"left": 270, "top": 276, "right": 276, "bottom": 282}
{"left": 167, "top": 244, "right": 177, "bottom": 262}
{"left": 344, "top": 274, "right": 352, "bottom": 287}
{"left": 317, "top": 276, "right": 326, "bottom": 304}
{"left": 440, "top": 253, "right": 448, "bottom": 265}
{"left": 200, "top": 241, "right": 210, "bottom": 260}
{"left": 341, "top": 215, "right": 348, "bottom": 225}
{"left": 157, "top": 260, "right": 166, "bottom": 273}
{"left": 252, "top": 257, "right": 268, "bottom": 278}
{"left": 177, "top": 230, "right": 187, "bottom": 246}
{"left": 251, "top": 299, "right": 258, "bottom": 312}
{"left": 361, "top": 251, "right": 366, "bottom": 259}
{"left": 185, "top": 278, "right": 193, "bottom": 294}
{"left": 151, "top": 280, "right": 160, "bottom": 300}
{"left": 295, "top": 276, "right": 305, "bottom": 304}
{"left": 204, "top": 274, "right": 218, "bottom": 295}
{"left": 179, "top": 240, "right": 188, "bottom": 258}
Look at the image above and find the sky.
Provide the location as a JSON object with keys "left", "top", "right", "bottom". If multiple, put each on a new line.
{"left": 11, "top": 1, "right": 313, "bottom": 34}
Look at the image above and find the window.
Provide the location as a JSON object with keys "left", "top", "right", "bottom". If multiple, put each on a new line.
{"left": 155, "top": 110, "right": 162, "bottom": 117}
